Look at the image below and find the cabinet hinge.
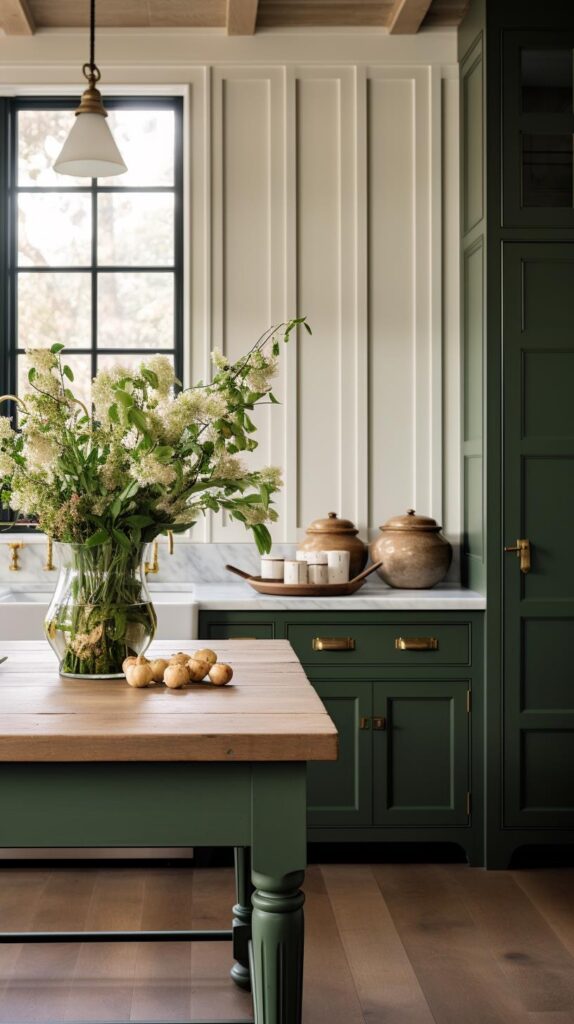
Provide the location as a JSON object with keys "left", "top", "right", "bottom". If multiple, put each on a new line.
{"left": 466, "top": 792, "right": 471, "bottom": 816}
{"left": 466, "top": 689, "right": 472, "bottom": 714}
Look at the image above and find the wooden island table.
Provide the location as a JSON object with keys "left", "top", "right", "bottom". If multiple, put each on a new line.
{"left": 0, "top": 639, "right": 338, "bottom": 1024}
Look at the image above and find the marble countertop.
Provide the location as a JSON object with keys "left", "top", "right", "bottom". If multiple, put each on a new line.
{"left": 192, "top": 578, "right": 486, "bottom": 611}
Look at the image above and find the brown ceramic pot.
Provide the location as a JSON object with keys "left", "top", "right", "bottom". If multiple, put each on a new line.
{"left": 370, "top": 509, "right": 452, "bottom": 589}
{"left": 299, "top": 512, "right": 368, "bottom": 578}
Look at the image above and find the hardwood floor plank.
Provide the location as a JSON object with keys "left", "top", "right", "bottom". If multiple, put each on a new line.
{"left": 322, "top": 864, "right": 434, "bottom": 1023}
{"left": 373, "top": 864, "right": 525, "bottom": 1024}
{"left": 62, "top": 868, "right": 144, "bottom": 1022}
{"left": 189, "top": 866, "right": 252, "bottom": 1022}
{"left": 447, "top": 865, "right": 574, "bottom": 1014}
{"left": 130, "top": 867, "right": 194, "bottom": 1023}
{"left": 0, "top": 869, "right": 51, "bottom": 1012}
{"left": 302, "top": 865, "right": 365, "bottom": 1024}
{"left": 0, "top": 868, "right": 95, "bottom": 1023}
{"left": 513, "top": 870, "right": 574, "bottom": 960}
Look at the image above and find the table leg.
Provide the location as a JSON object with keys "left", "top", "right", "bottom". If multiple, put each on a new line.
{"left": 231, "top": 846, "right": 253, "bottom": 991}
{"left": 251, "top": 869, "right": 305, "bottom": 1024}
{"left": 250, "top": 763, "right": 307, "bottom": 1024}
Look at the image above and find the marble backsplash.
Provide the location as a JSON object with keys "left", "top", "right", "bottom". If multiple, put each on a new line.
{"left": 0, "top": 535, "right": 461, "bottom": 588}
{"left": 0, "top": 535, "right": 297, "bottom": 587}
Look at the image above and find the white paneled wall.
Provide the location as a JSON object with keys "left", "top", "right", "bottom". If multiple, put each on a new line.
{"left": 0, "top": 30, "right": 460, "bottom": 552}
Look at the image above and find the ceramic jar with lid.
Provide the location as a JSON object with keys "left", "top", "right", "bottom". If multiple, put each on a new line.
{"left": 370, "top": 509, "right": 452, "bottom": 589}
{"left": 298, "top": 512, "right": 367, "bottom": 578}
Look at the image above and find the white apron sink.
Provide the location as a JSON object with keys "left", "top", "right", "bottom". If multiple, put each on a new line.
{"left": 0, "top": 588, "right": 198, "bottom": 642}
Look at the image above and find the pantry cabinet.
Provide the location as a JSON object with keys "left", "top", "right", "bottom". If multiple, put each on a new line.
{"left": 199, "top": 610, "right": 484, "bottom": 864}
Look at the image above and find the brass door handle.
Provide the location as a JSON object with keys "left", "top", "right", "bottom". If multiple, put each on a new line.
{"left": 372, "top": 716, "right": 386, "bottom": 731}
{"left": 313, "top": 637, "right": 355, "bottom": 651}
{"left": 394, "top": 637, "right": 439, "bottom": 651}
{"left": 504, "top": 538, "right": 531, "bottom": 574}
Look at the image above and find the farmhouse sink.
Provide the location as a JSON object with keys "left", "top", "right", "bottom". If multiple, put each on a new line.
{"left": 0, "top": 588, "right": 198, "bottom": 641}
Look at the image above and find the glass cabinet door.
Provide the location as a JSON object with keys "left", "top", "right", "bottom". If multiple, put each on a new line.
{"left": 504, "top": 34, "right": 574, "bottom": 224}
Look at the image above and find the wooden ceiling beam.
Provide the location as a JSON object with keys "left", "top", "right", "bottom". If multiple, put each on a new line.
{"left": 387, "top": 0, "right": 432, "bottom": 33}
{"left": 226, "top": 0, "right": 259, "bottom": 35}
{"left": 0, "top": 0, "right": 35, "bottom": 34}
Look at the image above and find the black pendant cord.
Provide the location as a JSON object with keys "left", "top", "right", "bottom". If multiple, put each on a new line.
{"left": 89, "top": 0, "right": 96, "bottom": 72}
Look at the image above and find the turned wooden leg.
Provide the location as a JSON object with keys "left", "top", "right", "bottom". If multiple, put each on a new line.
{"left": 231, "top": 845, "right": 253, "bottom": 990}
{"left": 251, "top": 869, "right": 305, "bottom": 1024}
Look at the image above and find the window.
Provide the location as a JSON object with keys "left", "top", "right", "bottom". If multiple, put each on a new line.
{"left": 0, "top": 96, "right": 184, "bottom": 413}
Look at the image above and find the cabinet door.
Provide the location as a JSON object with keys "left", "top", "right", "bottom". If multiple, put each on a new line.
{"left": 373, "top": 682, "right": 470, "bottom": 827}
{"left": 307, "top": 681, "right": 372, "bottom": 828}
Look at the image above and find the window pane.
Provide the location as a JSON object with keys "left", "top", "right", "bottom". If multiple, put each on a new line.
{"left": 522, "top": 133, "right": 573, "bottom": 207}
{"left": 18, "top": 272, "right": 92, "bottom": 349}
{"left": 17, "top": 108, "right": 85, "bottom": 187}
{"left": 18, "top": 353, "right": 93, "bottom": 411}
{"left": 97, "top": 351, "right": 174, "bottom": 378}
{"left": 97, "top": 193, "right": 174, "bottom": 266}
{"left": 18, "top": 193, "right": 92, "bottom": 267}
{"left": 522, "top": 50, "right": 573, "bottom": 114}
{"left": 97, "top": 272, "right": 174, "bottom": 349}
{"left": 97, "top": 109, "right": 175, "bottom": 186}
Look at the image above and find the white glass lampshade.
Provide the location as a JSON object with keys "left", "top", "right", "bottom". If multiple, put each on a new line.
{"left": 54, "top": 112, "right": 127, "bottom": 178}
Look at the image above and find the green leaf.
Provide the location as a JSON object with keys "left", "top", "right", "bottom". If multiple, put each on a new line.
{"left": 84, "top": 528, "right": 109, "bottom": 548}
{"left": 124, "top": 514, "right": 155, "bottom": 527}
{"left": 115, "top": 389, "right": 134, "bottom": 409}
{"left": 62, "top": 364, "right": 74, "bottom": 381}
{"left": 140, "top": 368, "right": 159, "bottom": 389}
{"left": 108, "top": 404, "right": 119, "bottom": 424}
{"left": 269, "top": 392, "right": 279, "bottom": 404}
{"left": 304, "top": 321, "right": 312, "bottom": 335}
{"left": 154, "top": 445, "right": 175, "bottom": 463}
{"left": 50, "top": 343, "right": 66, "bottom": 354}
{"left": 128, "top": 407, "right": 149, "bottom": 434}
{"left": 112, "top": 527, "right": 131, "bottom": 551}
{"left": 110, "top": 496, "right": 122, "bottom": 520}
{"left": 28, "top": 367, "right": 37, "bottom": 383}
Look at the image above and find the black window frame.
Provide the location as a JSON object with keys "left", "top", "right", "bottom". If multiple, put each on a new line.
{"left": 0, "top": 94, "right": 184, "bottom": 529}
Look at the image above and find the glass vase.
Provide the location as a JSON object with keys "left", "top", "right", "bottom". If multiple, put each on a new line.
{"left": 45, "top": 541, "right": 157, "bottom": 678}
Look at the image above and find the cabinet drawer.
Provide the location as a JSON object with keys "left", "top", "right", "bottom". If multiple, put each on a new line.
{"left": 286, "top": 622, "right": 470, "bottom": 666}
{"left": 202, "top": 623, "right": 275, "bottom": 640}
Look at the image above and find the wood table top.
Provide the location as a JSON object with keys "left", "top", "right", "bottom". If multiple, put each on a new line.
{"left": 0, "top": 640, "right": 338, "bottom": 763}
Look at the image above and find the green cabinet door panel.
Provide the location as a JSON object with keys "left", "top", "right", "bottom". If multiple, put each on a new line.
{"left": 503, "top": 243, "right": 574, "bottom": 829}
{"left": 373, "top": 682, "right": 470, "bottom": 828}
{"left": 307, "top": 681, "right": 373, "bottom": 828}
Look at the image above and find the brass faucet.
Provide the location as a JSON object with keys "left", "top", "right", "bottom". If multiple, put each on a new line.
{"left": 44, "top": 536, "right": 56, "bottom": 571}
{"left": 8, "top": 542, "right": 23, "bottom": 572}
{"left": 144, "top": 531, "right": 174, "bottom": 575}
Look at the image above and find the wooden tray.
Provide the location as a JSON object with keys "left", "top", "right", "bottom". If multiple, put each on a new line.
{"left": 225, "top": 561, "right": 382, "bottom": 596}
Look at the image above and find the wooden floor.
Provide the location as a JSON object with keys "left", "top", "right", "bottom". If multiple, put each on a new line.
{"left": 0, "top": 862, "right": 574, "bottom": 1023}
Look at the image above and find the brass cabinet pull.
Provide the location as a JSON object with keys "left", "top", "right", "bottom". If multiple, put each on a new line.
{"left": 395, "top": 636, "right": 439, "bottom": 651}
{"left": 359, "top": 717, "right": 370, "bottom": 730}
{"left": 504, "top": 538, "right": 531, "bottom": 574}
{"left": 313, "top": 637, "right": 355, "bottom": 652}
{"left": 372, "top": 716, "right": 386, "bottom": 731}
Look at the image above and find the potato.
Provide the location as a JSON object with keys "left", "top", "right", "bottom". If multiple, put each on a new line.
{"left": 208, "top": 663, "right": 233, "bottom": 686}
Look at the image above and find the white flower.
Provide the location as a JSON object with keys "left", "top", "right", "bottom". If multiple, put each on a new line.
{"left": 0, "top": 451, "right": 14, "bottom": 477}
{"left": 259, "top": 465, "right": 283, "bottom": 489}
{"left": 23, "top": 431, "right": 59, "bottom": 474}
{"left": 0, "top": 417, "right": 14, "bottom": 442}
{"left": 246, "top": 353, "right": 277, "bottom": 393}
{"left": 143, "top": 355, "right": 175, "bottom": 397}
{"left": 211, "top": 347, "right": 229, "bottom": 371}
{"left": 132, "top": 453, "right": 177, "bottom": 487}
{"left": 212, "top": 452, "right": 247, "bottom": 481}
{"left": 92, "top": 364, "right": 134, "bottom": 423}
{"left": 26, "top": 348, "right": 58, "bottom": 374}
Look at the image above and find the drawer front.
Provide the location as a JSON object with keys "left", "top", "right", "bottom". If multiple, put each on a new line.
{"left": 286, "top": 622, "right": 470, "bottom": 666}
{"left": 202, "top": 622, "right": 275, "bottom": 640}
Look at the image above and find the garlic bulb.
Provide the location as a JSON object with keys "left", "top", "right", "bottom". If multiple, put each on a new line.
{"left": 126, "top": 656, "right": 154, "bottom": 688}
{"left": 208, "top": 663, "right": 233, "bottom": 686}
{"left": 164, "top": 663, "right": 190, "bottom": 689}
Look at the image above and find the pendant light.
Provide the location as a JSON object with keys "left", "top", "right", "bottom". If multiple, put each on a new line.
{"left": 54, "top": 0, "right": 127, "bottom": 178}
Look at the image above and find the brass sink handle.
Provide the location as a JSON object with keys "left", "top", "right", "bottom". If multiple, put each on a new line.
{"left": 504, "top": 538, "right": 531, "bottom": 574}
{"left": 8, "top": 542, "right": 23, "bottom": 572}
{"left": 43, "top": 536, "right": 56, "bottom": 571}
{"left": 144, "top": 540, "right": 159, "bottom": 575}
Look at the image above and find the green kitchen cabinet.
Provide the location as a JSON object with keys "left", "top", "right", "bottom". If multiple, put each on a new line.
{"left": 307, "top": 680, "right": 372, "bottom": 828}
{"left": 198, "top": 610, "right": 484, "bottom": 864}
{"left": 459, "top": 0, "right": 574, "bottom": 865}
{"left": 372, "top": 681, "right": 470, "bottom": 828}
